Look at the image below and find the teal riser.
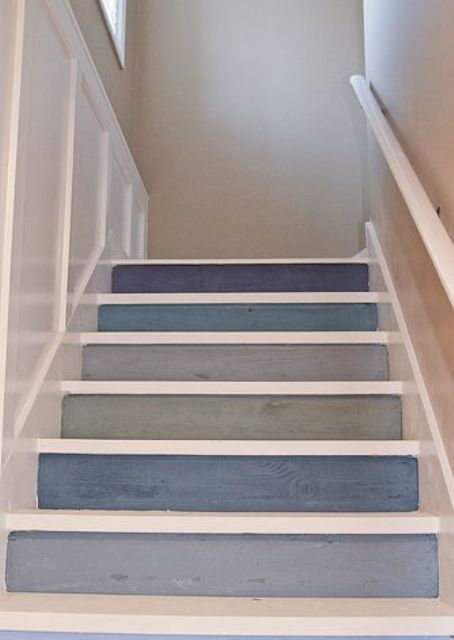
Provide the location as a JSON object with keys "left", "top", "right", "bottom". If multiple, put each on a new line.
{"left": 111, "top": 263, "right": 370, "bottom": 293}
{"left": 82, "top": 344, "right": 388, "bottom": 382}
{"left": 98, "top": 303, "right": 378, "bottom": 332}
{"left": 6, "top": 533, "right": 437, "bottom": 598}
{"left": 62, "top": 394, "right": 402, "bottom": 441}
{"left": 38, "top": 455, "right": 418, "bottom": 512}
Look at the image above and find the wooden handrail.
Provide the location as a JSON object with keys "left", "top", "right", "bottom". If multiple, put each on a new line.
{"left": 351, "top": 75, "right": 454, "bottom": 308}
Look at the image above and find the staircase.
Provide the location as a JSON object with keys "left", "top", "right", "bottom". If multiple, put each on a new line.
{"left": 3, "top": 260, "right": 452, "bottom": 637}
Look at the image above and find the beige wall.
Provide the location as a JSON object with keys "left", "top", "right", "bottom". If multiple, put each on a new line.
{"left": 0, "top": 0, "right": 16, "bottom": 223}
{"left": 69, "top": 0, "right": 138, "bottom": 145}
{"left": 133, "top": 0, "right": 365, "bottom": 258}
{"left": 0, "top": 0, "right": 15, "bottom": 168}
{"left": 364, "top": 1, "right": 454, "bottom": 464}
{"left": 365, "top": 0, "right": 454, "bottom": 241}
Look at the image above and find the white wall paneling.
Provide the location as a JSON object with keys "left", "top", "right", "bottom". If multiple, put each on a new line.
{"left": 0, "top": 0, "right": 149, "bottom": 584}
{"left": 68, "top": 78, "right": 109, "bottom": 318}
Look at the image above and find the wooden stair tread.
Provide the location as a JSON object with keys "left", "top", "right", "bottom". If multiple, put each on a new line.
{"left": 0, "top": 594, "right": 452, "bottom": 635}
{"left": 6, "top": 510, "right": 439, "bottom": 534}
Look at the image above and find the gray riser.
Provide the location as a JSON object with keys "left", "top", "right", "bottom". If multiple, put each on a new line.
{"left": 61, "top": 394, "right": 402, "bottom": 441}
{"left": 38, "top": 455, "right": 418, "bottom": 512}
{"left": 82, "top": 344, "right": 389, "bottom": 382}
{"left": 6, "top": 532, "right": 437, "bottom": 598}
{"left": 111, "top": 263, "right": 370, "bottom": 293}
{"left": 98, "top": 303, "right": 378, "bottom": 332}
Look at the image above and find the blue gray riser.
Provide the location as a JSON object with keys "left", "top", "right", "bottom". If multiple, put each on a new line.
{"left": 112, "top": 263, "right": 370, "bottom": 293}
{"left": 82, "top": 344, "right": 388, "bottom": 382}
{"left": 38, "top": 455, "right": 418, "bottom": 511}
{"left": 62, "top": 394, "right": 402, "bottom": 441}
{"left": 98, "top": 303, "right": 378, "bottom": 332}
{"left": 6, "top": 532, "right": 437, "bottom": 598}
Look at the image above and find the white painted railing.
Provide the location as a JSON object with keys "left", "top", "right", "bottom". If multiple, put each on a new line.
{"left": 0, "top": 0, "right": 148, "bottom": 489}
{"left": 351, "top": 75, "right": 454, "bottom": 309}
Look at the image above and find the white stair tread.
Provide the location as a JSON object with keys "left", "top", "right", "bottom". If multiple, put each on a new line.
{"left": 0, "top": 594, "right": 452, "bottom": 635}
{"left": 36, "top": 439, "right": 420, "bottom": 456}
{"left": 6, "top": 510, "right": 439, "bottom": 534}
{"left": 70, "top": 330, "right": 398, "bottom": 345}
{"left": 87, "top": 291, "right": 390, "bottom": 304}
{"left": 61, "top": 380, "right": 404, "bottom": 395}
{"left": 102, "top": 258, "right": 373, "bottom": 265}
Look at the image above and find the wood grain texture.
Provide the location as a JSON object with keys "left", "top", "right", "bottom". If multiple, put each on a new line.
{"left": 112, "top": 264, "right": 370, "bottom": 293}
{"left": 81, "top": 345, "right": 389, "bottom": 382}
{"left": 61, "top": 394, "right": 402, "bottom": 441}
{"left": 37, "top": 455, "right": 418, "bottom": 512}
{"left": 98, "top": 303, "right": 378, "bottom": 332}
{"left": 6, "top": 532, "right": 437, "bottom": 598}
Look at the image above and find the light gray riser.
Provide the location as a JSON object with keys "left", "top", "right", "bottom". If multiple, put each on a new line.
{"left": 98, "top": 303, "right": 378, "bottom": 332}
{"left": 6, "top": 532, "right": 438, "bottom": 598}
{"left": 62, "top": 394, "right": 402, "bottom": 441}
{"left": 38, "top": 455, "right": 418, "bottom": 512}
{"left": 81, "top": 344, "right": 389, "bottom": 382}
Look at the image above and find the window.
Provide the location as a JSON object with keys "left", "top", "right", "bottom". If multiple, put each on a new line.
{"left": 99, "top": 0, "right": 127, "bottom": 68}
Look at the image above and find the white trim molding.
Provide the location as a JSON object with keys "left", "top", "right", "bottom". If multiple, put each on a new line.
{"left": 351, "top": 75, "right": 454, "bottom": 308}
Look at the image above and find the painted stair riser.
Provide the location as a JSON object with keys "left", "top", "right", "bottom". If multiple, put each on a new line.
{"left": 38, "top": 455, "right": 418, "bottom": 512}
{"left": 62, "top": 394, "right": 402, "bottom": 441}
{"left": 98, "top": 303, "right": 378, "bottom": 332}
{"left": 82, "top": 345, "right": 389, "bottom": 382}
{"left": 111, "top": 264, "right": 370, "bottom": 293}
{"left": 6, "top": 533, "right": 437, "bottom": 598}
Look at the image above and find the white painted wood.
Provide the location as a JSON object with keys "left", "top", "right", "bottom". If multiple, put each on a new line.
{"left": 57, "top": 60, "right": 79, "bottom": 331}
{"left": 101, "top": 258, "right": 373, "bottom": 265}
{"left": 91, "top": 292, "right": 389, "bottom": 305}
{"left": 71, "top": 330, "right": 397, "bottom": 345}
{"left": 6, "top": 510, "right": 439, "bottom": 535}
{"left": 1, "top": 0, "right": 75, "bottom": 464}
{"left": 367, "top": 223, "right": 454, "bottom": 508}
{"left": 0, "top": 0, "right": 148, "bottom": 549}
{"left": 36, "top": 438, "right": 420, "bottom": 457}
{"left": 0, "top": 594, "right": 452, "bottom": 636}
{"left": 0, "top": 0, "right": 26, "bottom": 464}
{"left": 61, "top": 380, "right": 404, "bottom": 396}
{"left": 107, "top": 151, "right": 132, "bottom": 259}
{"left": 367, "top": 221, "right": 454, "bottom": 603}
{"left": 67, "top": 81, "right": 107, "bottom": 316}
{"left": 45, "top": 0, "right": 148, "bottom": 216}
{"left": 351, "top": 75, "right": 454, "bottom": 308}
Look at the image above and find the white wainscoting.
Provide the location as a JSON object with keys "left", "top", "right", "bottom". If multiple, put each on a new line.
{"left": 0, "top": 0, "right": 148, "bottom": 580}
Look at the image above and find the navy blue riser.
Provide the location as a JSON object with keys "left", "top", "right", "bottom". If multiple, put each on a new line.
{"left": 6, "top": 533, "right": 437, "bottom": 598}
{"left": 38, "top": 455, "right": 418, "bottom": 512}
{"left": 98, "top": 303, "right": 378, "bottom": 332}
{"left": 82, "top": 344, "right": 388, "bottom": 382}
{"left": 61, "top": 394, "right": 402, "bottom": 441}
{"left": 112, "top": 264, "right": 370, "bottom": 293}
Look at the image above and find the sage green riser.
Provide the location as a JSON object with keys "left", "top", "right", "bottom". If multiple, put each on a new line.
{"left": 62, "top": 395, "right": 402, "bottom": 441}
{"left": 82, "top": 344, "right": 389, "bottom": 382}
